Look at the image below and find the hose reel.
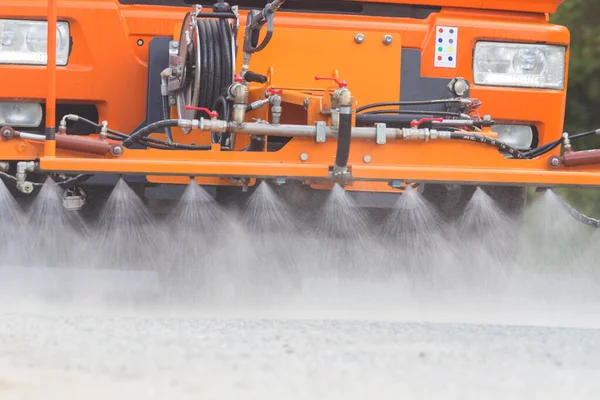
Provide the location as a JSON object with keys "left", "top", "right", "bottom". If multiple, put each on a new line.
{"left": 169, "top": 6, "right": 237, "bottom": 134}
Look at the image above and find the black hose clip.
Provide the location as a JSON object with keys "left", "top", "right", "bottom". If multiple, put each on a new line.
{"left": 212, "top": 1, "right": 231, "bottom": 12}
{"left": 244, "top": 71, "right": 268, "bottom": 84}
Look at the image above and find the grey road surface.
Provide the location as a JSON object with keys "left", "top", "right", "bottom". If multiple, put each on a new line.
{"left": 1, "top": 302, "right": 600, "bottom": 400}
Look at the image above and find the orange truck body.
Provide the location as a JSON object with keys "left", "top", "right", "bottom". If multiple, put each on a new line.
{"left": 1, "top": 0, "right": 599, "bottom": 194}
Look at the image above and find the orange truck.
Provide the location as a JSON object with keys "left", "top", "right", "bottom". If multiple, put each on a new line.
{"left": 0, "top": 0, "right": 598, "bottom": 221}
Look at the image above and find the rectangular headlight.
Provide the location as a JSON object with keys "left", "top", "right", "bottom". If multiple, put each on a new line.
{"left": 473, "top": 42, "right": 566, "bottom": 90}
{"left": 0, "top": 19, "right": 70, "bottom": 66}
{"left": 495, "top": 124, "right": 534, "bottom": 150}
{"left": 0, "top": 102, "right": 43, "bottom": 128}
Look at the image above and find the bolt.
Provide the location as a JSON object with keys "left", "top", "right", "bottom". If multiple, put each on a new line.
{"left": 1, "top": 127, "right": 14, "bottom": 140}
{"left": 170, "top": 41, "right": 179, "bottom": 49}
{"left": 363, "top": 155, "right": 372, "bottom": 163}
{"left": 110, "top": 145, "right": 124, "bottom": 157}
{"left": 137, "top": 39, "right": 144, "bottom": 46}
{"left": 303, "top": 98, "right": 309, "bottom": 110}
{"left": 383, "top": 35, "right": 393, "bottom": 45}
{"left": 0, "top": 162, "right": 8, "bottom": 172}
{"left": 483, "top": 115, "right": 492, "bottom": 122}
{"left": 549, "top": 156, "right": 561, "bottom": 168}
{"left": 169, "top": 97, "right": 177, "bottom": 106}
{"left": 355, "top": 33, "right": 365, "bottom": 44}
{"left": 300, "top": 153, "right": 309, "bottom": 162}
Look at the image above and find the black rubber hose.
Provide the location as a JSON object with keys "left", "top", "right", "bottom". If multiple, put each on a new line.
{"left": 197, "top": 20, "right": 210, "bottom": 110}
{"left": 449, "top": 133, "right": 527, "bottom": 159}
{"left": 219, "top": 19, "right": 233, "bottom": 90}
{"left": 207, "top": 20, "right": 220, "bottom": 103}
{"left": 65, "top": 117, "right": 210, "bottom": 150}
{"left": 122, "top": 120, "right": 180, "bottom": 148}
{"left": 211, "top": 95, "right": 231, "bottom": 145}
{"left": 357, "top": 99, "right": 464, "bottom": 113}
{"left": 335, "top": 113, "right": 352, "bottom": 169}
{"left": 362, "top": 109, "right": 464, "bottom": 117}
{"left": 524, "top": 129, "right": 600, "bottom": 158}
{"left": 551, "top": 189, "right": 600, "bottom": 228}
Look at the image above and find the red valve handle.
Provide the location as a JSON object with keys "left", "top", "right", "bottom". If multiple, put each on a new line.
{"left": 234, "top": 75, "right": 244, "bottom": 83}
{"left": 185, "top": 106, "right": 219, "bottom": 119}
{"left": 410, "top": 118, "right": 444, "bottom": 128}
{"left": 314, "top": 76, "right": 347, "bottom": 88}
{"left": 267, "top": 87, "right": 283, "bottom": 95}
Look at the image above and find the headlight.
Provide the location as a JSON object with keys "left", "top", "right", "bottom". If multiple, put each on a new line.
{"left": 0, "top": 19, "right": 70, "bottom": 65}
{"left": 0, "top": 102, "right": 43, "bottom": 128}
{"left": 473, "top": 42, "right": 566, "bottom": 90}
{"left": 495, "top": 124, "right": 534, "bottom": 150}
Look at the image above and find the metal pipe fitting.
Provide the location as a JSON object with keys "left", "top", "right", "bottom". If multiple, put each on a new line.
{"left": 99, "top": 121, "right": 108, "bottom": 141}
{"left": 211, "top": 120, "right": 452, "bottom": 143}
{"left": 270, "top": 94, "right": 282, "bottom": 125}
{"left": 15, "top": 161, "right": 35, "bottom": 194}
{"left": 229, "top": 80, "right": 249, "bottom": 124}
{"left": 247, "top": 98, "right": 270, "bottom": 112}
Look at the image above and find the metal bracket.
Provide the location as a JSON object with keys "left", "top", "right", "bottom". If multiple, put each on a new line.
{"left": 376, "top": 123, "right": 386, "bottom": 145}
{"left": 315, "top": 121, "right": 327, "bottom": 143}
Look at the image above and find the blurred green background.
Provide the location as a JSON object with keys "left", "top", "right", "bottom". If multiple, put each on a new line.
{"left": 534, "top": 1, "right": 600, "bottom": 215}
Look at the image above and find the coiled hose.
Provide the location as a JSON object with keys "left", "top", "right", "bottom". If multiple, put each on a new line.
{"left": 193, "top": 18, "right": 234, "bottom": 116}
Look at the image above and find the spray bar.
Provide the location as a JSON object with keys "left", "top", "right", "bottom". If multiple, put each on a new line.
{"left": 191, "top": 119, "right": 453, "bottom": 142}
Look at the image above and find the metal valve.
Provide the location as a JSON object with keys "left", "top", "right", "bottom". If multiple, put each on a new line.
{"left": 315, "top": 76, "right": 348, "bottom": 88}
{"left": 267, "top": 88, "right": 283, "bottom": 125}
{"left": 185, "top": 105, "right": 220, "bottom": 119}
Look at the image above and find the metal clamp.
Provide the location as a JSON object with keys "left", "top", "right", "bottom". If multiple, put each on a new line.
{"left": 376, "top": 123, "right": 386, "bottom": 145}
{"left": 315, "top": 121, "right": 327, "bottom": 143}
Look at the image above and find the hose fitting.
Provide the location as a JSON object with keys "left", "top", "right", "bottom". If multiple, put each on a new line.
{"left": 15, "top": 161, "right": 36, "bottom": 194}
{"left": 99, "top": 121, "right": 108, "bottom": 141}
{"left": 229, "top": 77, "right": 249, "bottom": 124}
{"left": 268, "top": 88, "right": 283, "bottom": 125}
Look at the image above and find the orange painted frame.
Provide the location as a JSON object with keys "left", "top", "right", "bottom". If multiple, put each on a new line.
{"left": 1, "top": 0, "right": 598, "bottom": 189}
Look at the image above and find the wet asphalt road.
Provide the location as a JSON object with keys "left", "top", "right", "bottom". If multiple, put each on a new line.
{"left": 1, "top": 309, "right": 600, "bottom": 400}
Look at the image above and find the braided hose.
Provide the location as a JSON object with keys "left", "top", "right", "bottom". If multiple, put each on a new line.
{"left": 551, "top": 190, "right": 600, "bottom": 228}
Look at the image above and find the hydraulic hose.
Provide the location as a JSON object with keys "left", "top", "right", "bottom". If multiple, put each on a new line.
{"left": 525, "top": 129, "right": 600, "bottom": 159}
{"left": 122, "top": 120, "right": 180, "bottom": 148}
{"left": 450, "top": 132, "right": 527, "bottom": 159}
{"left": 357, "top": 99, "right": 466, "bottom": 114}
{"left": 59, "top": 115, "right": 211, "bottom": 150}
{"left": 211, "top": 95, "right": 231, "bottom": 146}
{"left": 362, "top": 109, "right": 465, "bottom": 118}
{"left": 551, "top": 189, "right": 600, "bottom": 229}
{"left": 335, "top": 112, "right": 352, "bottom": 171}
